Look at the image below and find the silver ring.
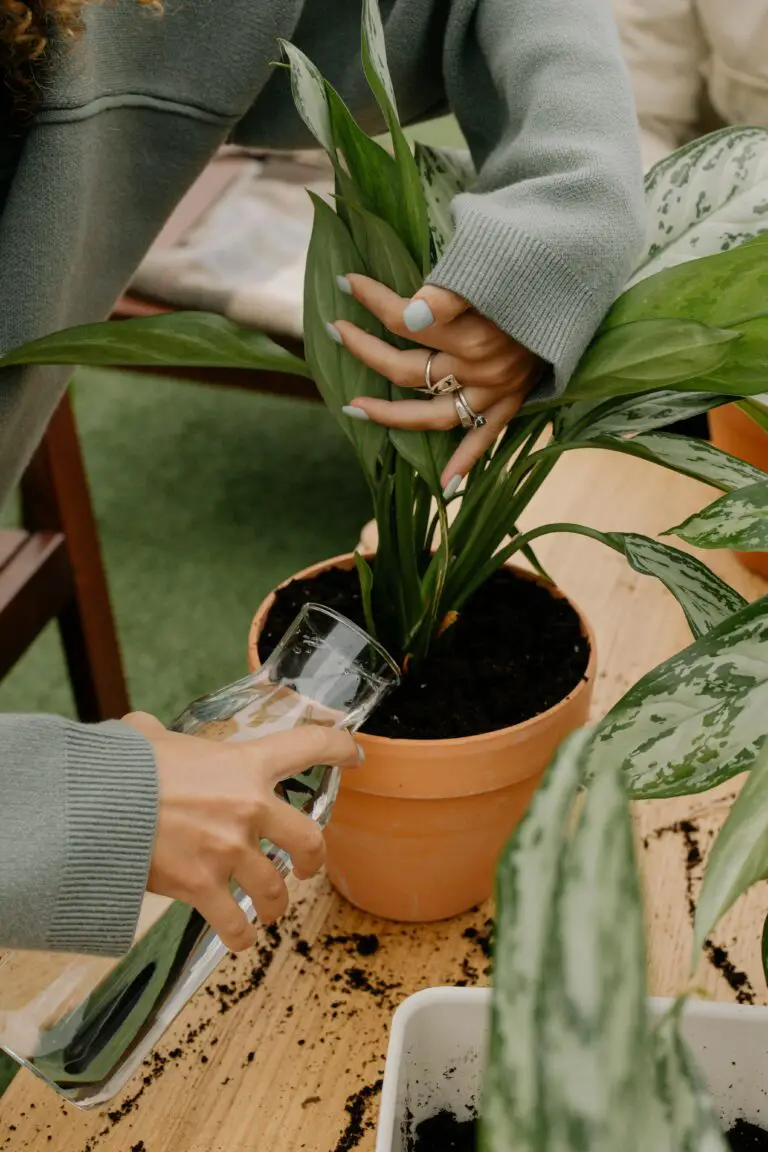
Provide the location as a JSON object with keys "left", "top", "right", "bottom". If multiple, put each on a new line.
{"left": 454, "top": 389, "right": 487, "bottom": 431}
{"left": 419, "top": 354, "right": 463, "bottom": 398}
{"left": 424, "top": 350, "right": 439, "bottom": 394}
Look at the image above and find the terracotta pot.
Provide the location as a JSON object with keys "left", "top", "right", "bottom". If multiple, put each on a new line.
{"left": 249, "top": 553, "right": 596, "bottom": 923}
{"left": 709, "top": 405, "right": 768, "bottom": 580}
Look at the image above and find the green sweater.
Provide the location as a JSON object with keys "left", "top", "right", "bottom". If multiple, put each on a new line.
{"left": 0, "top": 0, "right": 644, "bottom": 955}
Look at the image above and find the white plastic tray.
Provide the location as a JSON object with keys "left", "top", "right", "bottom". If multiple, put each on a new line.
{"left": 376, "top": 987, "right": 768, "bottom": 1151}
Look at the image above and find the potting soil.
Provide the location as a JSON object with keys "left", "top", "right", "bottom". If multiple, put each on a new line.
{"left": 728, "top": 1119, "right": 768, "bottom": 1150}
{"left": 260, "top": 566, "right": 590, "bottom": 740}
{"left": 408, "top": 1109, "right": 477, "bottom": 1152}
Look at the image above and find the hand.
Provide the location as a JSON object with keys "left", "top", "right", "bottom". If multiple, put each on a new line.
{"left": 122, "top": 712, "right": 363, "bottom": 951}
{"left": 330, "top": 277, "right": 544, "bottom": 495}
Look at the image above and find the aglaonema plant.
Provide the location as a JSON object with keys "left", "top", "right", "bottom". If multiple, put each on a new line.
{"left": 4, "top": 0, "right": 768, "bottom": 669}
{"left": 483, "top": 603, "right": 768, "bottom": 1151}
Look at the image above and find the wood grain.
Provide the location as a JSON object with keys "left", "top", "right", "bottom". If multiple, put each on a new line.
{"left": 1, "top": 451, "right": 765, "bottom": 1152}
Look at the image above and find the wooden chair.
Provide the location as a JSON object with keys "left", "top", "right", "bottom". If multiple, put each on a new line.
{"left": 1, "top": 390, "right": 130, "bottom": 721}
{"left": 1, "top": 152, "right": 320, "bottom": 722}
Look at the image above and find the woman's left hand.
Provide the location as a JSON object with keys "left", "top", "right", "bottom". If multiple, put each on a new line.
{"left": 328, "top": 275, "right": 544, "bottom": 498}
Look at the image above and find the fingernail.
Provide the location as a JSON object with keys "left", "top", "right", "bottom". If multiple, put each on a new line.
{"left": 403, "top": 299, "right": 435, "bottom": 333}
{"left": 325, "top": 321, "right": 343, "bottom": 344}
{"left": 356, "top": 743, "right": 366, "bottom": 763}
{"left": 342, "top": 405, "right": 370, "bottom": 421}
{"left": 336, "top": 275, "right": 353, "bottom": 295}
{"left": 442, "top": 474, "right": 462, "bottom": 500}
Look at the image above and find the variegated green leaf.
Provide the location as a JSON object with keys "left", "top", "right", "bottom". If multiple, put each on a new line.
{"left": 568, "top": 318, "right": 739, "bottom": 399}
{"left": 650, "top": 1006, "right": 730, "bottom": 1152}
{"left": 414, "top": 143, "right": 475, "bottom": 260}
{"left": 303, "top": 194, "right": 388, "bottom": 480}
{"left": 600, "top": 431, "right": 766, "bottom": 492}
{"left": 539, "top": 740, "right": 649, "bottom": 1152}
{"left": 512, "top": 523, "right": 745, "bottom": 640}
{"left": 693, "top": 744, "right": 768, "bottom": 958}
{"left": 606, "top": 532, "right": 747, "bottom": 639}
{"left": 559, "top": 392, "right": 729, "bottom": 439}
{"left": 668, "top": 481, "right": 768, "bottom": 550}
{"left": 631, "top": 126, "right": 768, "bottom": 289}
{"left": 0, "top": 312, "right": 311, "bottom": 375}
{"left": 482, "top": 729, "right": 591, "bottom": 1151}
{"left": 278, "top": 40, "right": 335, "bottom": 155}
{"left": 360, "top": 0, "right": 398, "bottom": 117}
{"left": 594, "top": 595, "right": 768, "bottom": 798}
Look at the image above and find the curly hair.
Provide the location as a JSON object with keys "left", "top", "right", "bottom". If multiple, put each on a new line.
{"left": 1, "top": 1, "right": 156, "bottom": 93}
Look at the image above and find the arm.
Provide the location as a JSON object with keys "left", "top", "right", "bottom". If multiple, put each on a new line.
{"left": 611, "top": 0, "right": 707, "bottom": 169}
{"left": 431, "top": 0, "right": 647, "bottom": 394}
{"left": 0, "top": 716, "right": 157, "bottom": 954}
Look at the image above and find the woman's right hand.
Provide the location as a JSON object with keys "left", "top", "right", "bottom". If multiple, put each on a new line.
{"left": 121, "top": 712, "right": 363, "bottom": 951}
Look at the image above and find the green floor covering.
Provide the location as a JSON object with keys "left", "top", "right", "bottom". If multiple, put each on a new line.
{"left": 0, "top": 370, "right": 371, "bottom": 1097}
{"left": 0, "top": 369, "right": 371, "bottom": 719}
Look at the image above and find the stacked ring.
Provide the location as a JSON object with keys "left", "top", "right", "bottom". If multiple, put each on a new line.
{"left": 454, "top": 390, "right": 487, "bottom": 430}
{"left": 419, "top": 351, "right": 463, "bottom": 397}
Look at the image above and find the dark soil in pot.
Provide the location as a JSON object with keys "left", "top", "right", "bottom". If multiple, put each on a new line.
{"left": 408, "top": 1110, "right": 477, "bottom": 1152}
{"left": 728, "top": 1120, "right": 768, "bottom": 1150}
{"left": 259, "top": 566, "right": 591, "bottom": 740}
{"left": 404, "top": 1113, "right": 767, "bottom": 1151}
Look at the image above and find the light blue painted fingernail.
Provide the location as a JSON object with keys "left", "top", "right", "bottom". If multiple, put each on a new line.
{"left": 442, "top": 474, "right": 462, "bottom": 500}
{"left": 325, "top": 321, "right": 343, "bottom": 344}
{"left": 336, "top": 276, "right": 353, "bottom": 295}
{"left": 403, "top": 299, "right": 435, "bottom": 333}
{"left": 342, "top": 405, "right": 370, "bottom": 421}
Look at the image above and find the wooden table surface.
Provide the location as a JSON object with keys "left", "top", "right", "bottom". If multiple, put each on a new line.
{"left": 2, "top": 449, "right": 767, "bottom": 1152}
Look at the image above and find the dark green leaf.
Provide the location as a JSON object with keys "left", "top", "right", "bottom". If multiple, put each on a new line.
{"left": 0, "top": 312, "right": 311, "bottom": 374}
{"left": 325, "top": 85, "right": 405, "bottom": 241}
{"left": 354, "top": 552, "right": 377, "bottom": 640}
{"left": 615, "top": 231, "right": 768, "bottom": 334}
{"left": 360, "top": 0, "right": 431, "bottom": 272}
{"left": 344, "top": 202, "right": 422, "bottom": 302}
{"left": 303, "top": 194, "right": 389, "bottom": 480}
{"left": 568, "top": 318, "right": 739, "bottom": 399}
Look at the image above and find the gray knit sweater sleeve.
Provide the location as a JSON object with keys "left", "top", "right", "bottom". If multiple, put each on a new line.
{"left": 0, "top": 716, "right": 157, "bottom": 955}
{"left": 431, "top": 0, "right": 646, "bottom": 395}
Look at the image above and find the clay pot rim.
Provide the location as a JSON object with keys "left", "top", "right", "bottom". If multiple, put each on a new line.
{"left": 248, "top": 550, "right": 597, "bottom": 750}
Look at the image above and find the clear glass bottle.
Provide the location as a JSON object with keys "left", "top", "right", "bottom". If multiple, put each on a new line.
{"left": 0, "top": 605, "right": 399, "bottom": 1107}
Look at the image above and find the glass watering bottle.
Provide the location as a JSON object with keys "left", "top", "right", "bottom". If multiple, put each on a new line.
{"left": 0, "top": 605, "right": 399, "bottom": 1108}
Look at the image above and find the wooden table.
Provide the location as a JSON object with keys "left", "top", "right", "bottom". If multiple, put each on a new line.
{"left": 2, "top": 449, "right": 766, "bottom": 1152}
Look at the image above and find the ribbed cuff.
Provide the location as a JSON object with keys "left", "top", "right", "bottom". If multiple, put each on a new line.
{"left": 48, "top": 720, "right": 158, "bottom": 957}
{"left": 427, "top": 205, "right": 599, "bottom": 398}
